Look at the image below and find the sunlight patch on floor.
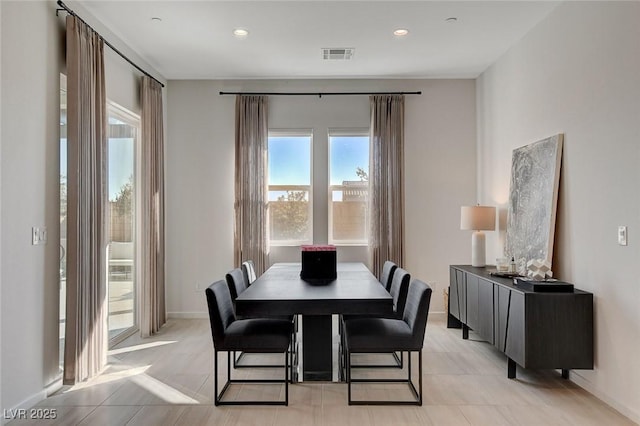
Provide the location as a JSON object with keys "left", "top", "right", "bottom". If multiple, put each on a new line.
{"left": 108, "top": 340, "right": 177, "bottom": 356}
{"left": 67, "top": 365, "right": 151, "bottom": 391}
{"left": 130, "top": 374, "right": 200, "bottom": 404}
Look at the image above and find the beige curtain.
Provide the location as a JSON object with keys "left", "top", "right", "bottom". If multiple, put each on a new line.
{"left": 234, "top": 96, "right": 269, "bottom": 274}
{"left": 369, "top": 95, "right": 405, "bottom": 278}
{"left": 64, "top": 15, "right": 107, "bottom": 384}
{"left": 140, "top": 76, "right": 166, "bottom": 337}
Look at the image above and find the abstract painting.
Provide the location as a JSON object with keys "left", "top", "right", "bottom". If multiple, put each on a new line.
{"left": 505, "top": 134, "right": 563, "bottom": 267}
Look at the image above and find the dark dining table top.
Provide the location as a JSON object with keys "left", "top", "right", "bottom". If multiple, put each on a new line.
{"left": 235, "top": 262, "right": 393, "bottom": 317}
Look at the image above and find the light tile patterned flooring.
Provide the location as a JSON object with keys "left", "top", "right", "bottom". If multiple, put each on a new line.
{"left": 11, "top": 316, "right": 636, "bottom": 425}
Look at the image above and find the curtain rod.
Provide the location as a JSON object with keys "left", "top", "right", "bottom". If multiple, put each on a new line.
{"left": 56, "top": 0, "right": 165, "bottom": 88}
{"left": 219, "top": 91, "right": 421, "bottom": 97}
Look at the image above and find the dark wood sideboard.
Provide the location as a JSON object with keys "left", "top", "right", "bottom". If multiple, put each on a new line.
{"left": 449, "top": 265, "right": 594, "bottom": 379}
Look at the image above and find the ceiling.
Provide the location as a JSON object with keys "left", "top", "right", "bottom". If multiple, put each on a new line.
{"left": 78, "top": 1, "right": 559, "bottom": 80}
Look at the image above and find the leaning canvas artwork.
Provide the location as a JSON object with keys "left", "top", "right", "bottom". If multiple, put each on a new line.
{"left": 505, "top": 134, "right": 563, "bottom": 267}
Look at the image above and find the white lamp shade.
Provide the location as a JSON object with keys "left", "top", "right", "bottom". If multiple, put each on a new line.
{"left": 460, "top": 206, "right": 496, "bottom": 231}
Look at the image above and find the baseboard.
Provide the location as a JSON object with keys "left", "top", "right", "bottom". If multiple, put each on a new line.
{"left": 1, "top": 389, "right": 46, "bottom": 425}
{"left": 428, "top": 311, "right": 447, "bottom": 321}
{"left": 569, "top": 371, "right": 639, "bottom": 424}
{"left": 167, "top": 311, "right": 208, "bottom": 319}
{"left": 45, "top": 378, "right": 62, "bottom": 397}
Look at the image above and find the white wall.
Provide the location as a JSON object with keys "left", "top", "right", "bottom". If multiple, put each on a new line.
{"left": 165, "top": 79, "right": 476, "bottom": 317}
{"left": 477, "top": 2, "right": 640, "bottom": 422}
{"left": 1, "top": 1, "right": 65, "bottom": 414}
{"left": 0, "top": 0, "right": 165, "bottom": 416}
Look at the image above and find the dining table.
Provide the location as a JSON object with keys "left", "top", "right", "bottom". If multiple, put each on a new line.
{"left": 235, "top": 262, "right": 393, "bottom": 381}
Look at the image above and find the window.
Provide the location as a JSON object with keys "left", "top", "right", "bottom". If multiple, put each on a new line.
{"left": 268, "top": 131, "right": 313, "bottom": 245}
{"left": 329, "top": 131, "right": 370, "bottom": 244}
{"left": 106, "top": 102, "right": 140, "bottom": 343}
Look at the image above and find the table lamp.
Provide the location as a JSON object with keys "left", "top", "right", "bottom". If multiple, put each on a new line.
{"left": 460, "top": 205, "right": 496, "bottom": 267}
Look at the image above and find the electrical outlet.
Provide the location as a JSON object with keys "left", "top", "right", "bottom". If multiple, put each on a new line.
{"left": 618, "top": 226, "right": 627, "bottom": 246}
{"left": 31, "top": 226, "right": 47, "bottom": 245}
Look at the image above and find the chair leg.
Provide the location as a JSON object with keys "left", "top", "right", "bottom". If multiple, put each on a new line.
{"left": 285, "top": 348, "right": 289, "bottom": 406}
{"left": 393, "top": 351, "right": 403, "bottom": 368}
{"left": 214, "top": 349, "right": 289, "bottom": 406}
{"left": 214, "top": 350, "right": 219, "bottom": 405}
{"left": 347, "top": 349, "right": 422, "bottom": 406}
{"left": 351, "top": 350, "right": 403, "bottom": 369}
{"left": 347, "top": 349, "right": 352, "bottom": 405}
{"left": 233, "top": 350, "right": 285, "bottom": 369}
{"left": 418, "top": 350, "right": 423, "bottom": 405}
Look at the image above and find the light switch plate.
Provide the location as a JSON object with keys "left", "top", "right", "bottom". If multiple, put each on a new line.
{"left": 32, "top": 227, "right": 39, "bottom": 245}
{"left": 618, "top": 226, "right": 627, "bottom": 246}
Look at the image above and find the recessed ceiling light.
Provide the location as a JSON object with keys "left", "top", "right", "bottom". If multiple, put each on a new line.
{"left": 393, "top": 28, "right": 409, "bottom": 37}
{"left": 446, "top": 17, "right": 458, "bottom": 23}
{"left": 233, "top": 28, "right": 249, "bottom": 38}
{"left": 151, "top": 17, "right": 162, "bottom": 22}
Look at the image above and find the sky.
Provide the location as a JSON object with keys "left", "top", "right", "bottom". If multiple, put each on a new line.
{"left": 268, "top": 135, "right": 368, "bottom": 185}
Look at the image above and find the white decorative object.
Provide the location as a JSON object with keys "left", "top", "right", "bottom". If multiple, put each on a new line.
{"left": 527, "top": 259, "right": 552, "bottom": 281}
{"left": 460, "top": 205, "right": 496, "bottom": 267}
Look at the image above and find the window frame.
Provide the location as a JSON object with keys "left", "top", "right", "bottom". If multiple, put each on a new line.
{"left": 267, "top": 129, "right": 314, "bottom": 247}
{"left": 327, "top": 128, "right": 370, "bottom": 246}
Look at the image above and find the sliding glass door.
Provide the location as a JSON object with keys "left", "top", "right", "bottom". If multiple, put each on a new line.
{"left": 107, "top": 103, "right": 140, "bottom": 343}
{"left": 59, "top": 76, "right": 67, "bottom": 376}
{"left": 60, "top": 83, "right": 141, "bottom": 352}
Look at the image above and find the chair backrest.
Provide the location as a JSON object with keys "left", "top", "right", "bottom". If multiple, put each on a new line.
{"left": 241, "top": 260, "right": 257, "bottom": 285}
{"left": 225, "top": 267, "right": 248, "bottom": 300}
{"left": 402, "top": 280, "right": 433, "bottom": 348}
{"left": 109, "top": 241, "right": 133, "bottom": 260}
{"left": 205, "top": 280, "right": 236, "bottom": 347}
{"left": 380, "top": 261, "right": 398, "bottom": 292}
{"left": 389, "top": 267, "right": 410, "bottom": 315}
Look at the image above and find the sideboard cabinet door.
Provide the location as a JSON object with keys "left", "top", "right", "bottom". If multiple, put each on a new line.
{"left": 449, "top": 267, "right": 467, "bottom": 323}
{"left": 466, "top": 274, "right": 479, "bottom": 332}
{"left": 477, "top": 278, "right": 494, "bottom": 344}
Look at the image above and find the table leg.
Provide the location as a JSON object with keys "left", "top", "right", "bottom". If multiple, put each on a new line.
{"left": 302, "top": 315, "right": 332, "bottom": 381}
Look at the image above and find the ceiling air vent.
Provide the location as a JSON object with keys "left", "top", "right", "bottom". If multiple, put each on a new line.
{"left": 322, "top": 48, "right": 354, "bottom": 60}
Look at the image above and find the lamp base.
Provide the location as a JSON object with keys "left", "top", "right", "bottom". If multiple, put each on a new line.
{"left": 471, "top": 231, "right": 486, "bottom": 267}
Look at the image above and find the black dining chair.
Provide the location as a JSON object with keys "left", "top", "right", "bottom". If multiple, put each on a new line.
{"left": 340, "top": 267, "right": 411, "bottom": 375}
{"left": 241, "top": 260, "right": 257, "bottom": 285}
{"left": 380, "top": 260, "right": 398, "bottom": 292}
{"left": 387, "top": 267, "right": 411, "bottom": 319}
{"left": 343, "top": 279, "right": 432, "bottom": 405}
{"left": 226, "top": 267, "right": 248, "bottom": 303}
{"left": 205, "top": 280, "right": 292, "bottom": 406}
{"left": 226, "top": 267, "right": 298, "bottom": 375}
